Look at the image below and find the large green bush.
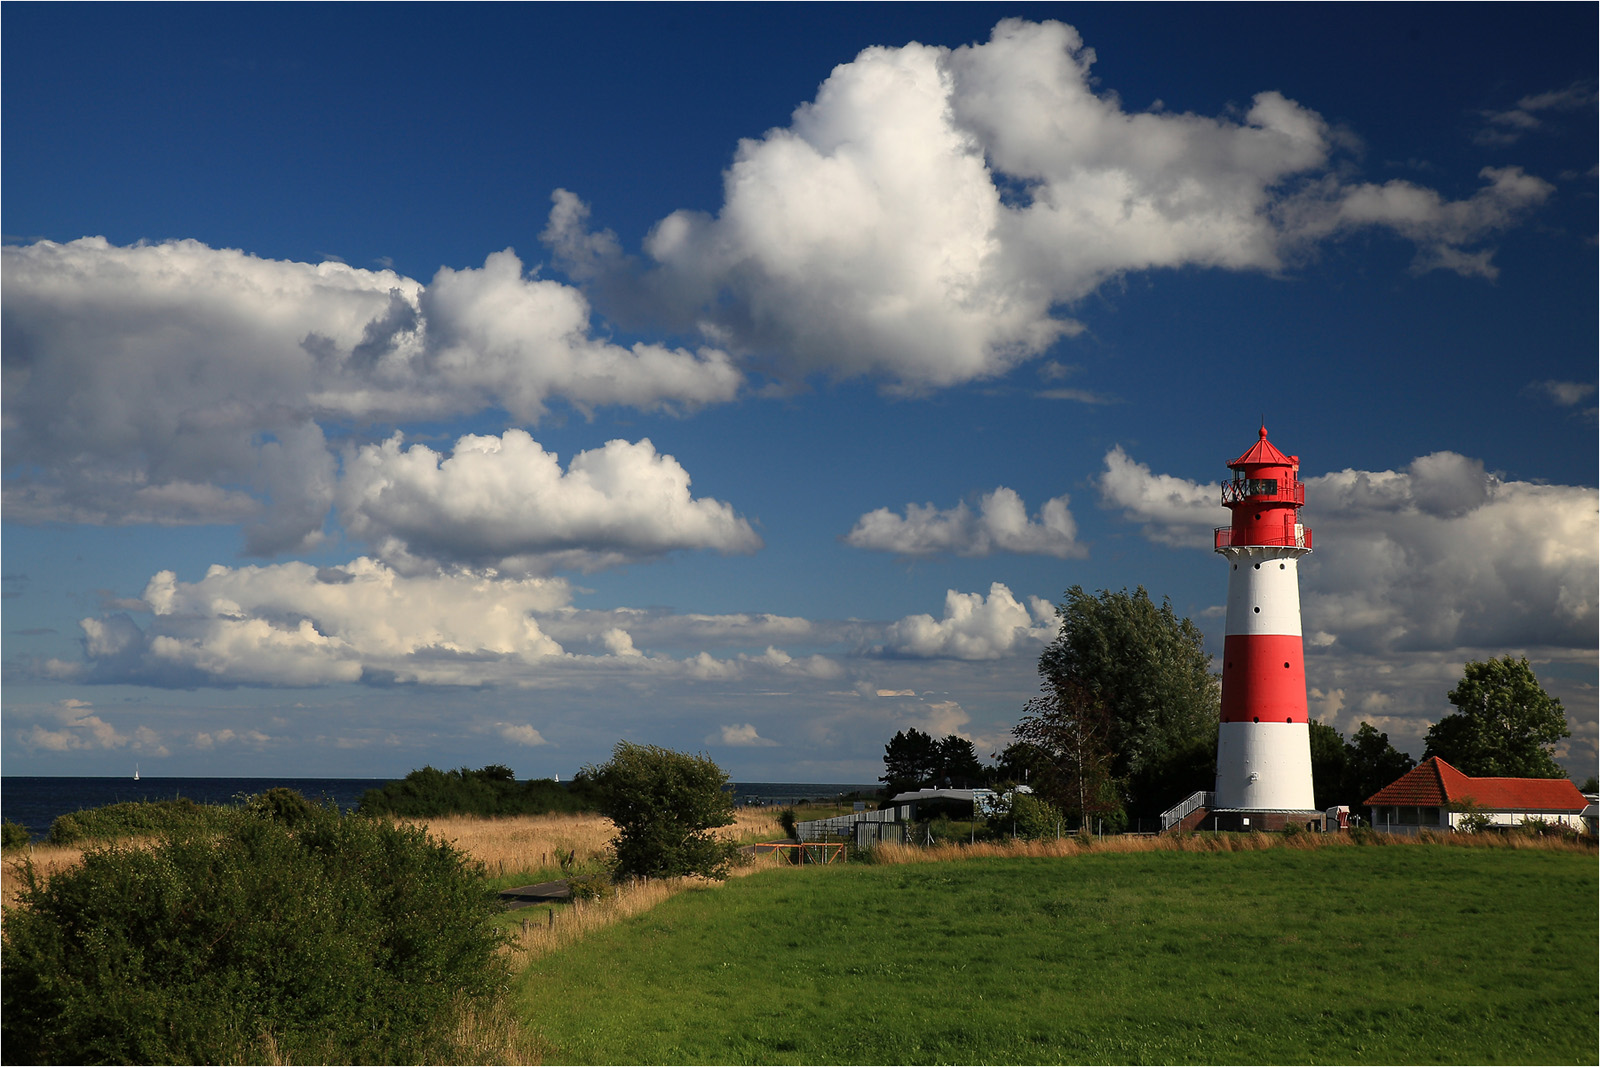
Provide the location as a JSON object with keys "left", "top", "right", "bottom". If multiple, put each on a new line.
{"left": 47, "top": 796, "right": 230, "bottom": 845}
{"left": 1, "top": 820, "right": 31, "bottom": 849}
{"left": 3, "top": 801, "right": 509, "bottom": 1064}
{"left": 585, "top": 741, "right": 739, "bottom": 880}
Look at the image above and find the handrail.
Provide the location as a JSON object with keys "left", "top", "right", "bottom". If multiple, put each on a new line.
{"left": 1221, "top": 480, "right": 1305, "bottom": 506}
{"left": 1214, "top": 526, "right": 1312, "bottom": 551}
{"left": 1160, "top": 790, "right": 1215, "bottom": 831}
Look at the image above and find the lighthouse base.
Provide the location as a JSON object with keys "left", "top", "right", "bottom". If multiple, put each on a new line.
{"left": 1214, "top": 720, "right": 1315, "bottom": 811}
{"left": 1203, "top": 809, "right": 1326, "bottom": 833}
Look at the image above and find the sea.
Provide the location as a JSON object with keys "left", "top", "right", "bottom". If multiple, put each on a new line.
{"left": 0, "top": 777, "right": 877, "bottom": 837}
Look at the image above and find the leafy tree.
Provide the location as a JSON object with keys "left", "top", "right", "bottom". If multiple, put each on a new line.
{"left": 1423, "top": 656, "right": 1570, "bottom": 777}
{"left": 991, "top": 741, "right": 1051, "bottom": 789}
{"left": 1580, "top": 776, "right": 1598, "bottom": 795}
{"left": 1328, "top": 721, "right": 1416, "bottom": 807}
{"left": 1033, "top": 586, "right": 1220, "bottom": 816}
{"left": 881, "top": 730, "right": 987, "bottom": 793}
{"left": 585, "top": 741, "right": 739, "bottom": 880}
{"left": 881, "top": 728, "right": 940, "bottom": 796}
{"left": 993, "top": 792, "right": 1066, "bottom": 841}
{"left": 1308, "top": 719, "right": 1349, "bottom": 810}
{"left": 1014, "top": 677, "right": 1118, "bottom": 827}
{"left": 935, "top": 735, "right": 985, "bottom": 788}
{"left": 2, "top": 800, "right": 506, "bottom": 1064}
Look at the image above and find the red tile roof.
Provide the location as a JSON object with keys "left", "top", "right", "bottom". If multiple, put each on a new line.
{"left": 1364, "top": 757, "right": 1586, "bottom": 812}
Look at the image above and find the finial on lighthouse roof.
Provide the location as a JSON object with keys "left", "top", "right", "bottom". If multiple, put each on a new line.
{"left": 1259, "top": 425, "right": 1268, "bottom": 440}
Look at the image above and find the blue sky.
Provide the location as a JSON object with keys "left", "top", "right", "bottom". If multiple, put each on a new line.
{"left": 4, "top": 6, "right": 1595, "bottom": 784}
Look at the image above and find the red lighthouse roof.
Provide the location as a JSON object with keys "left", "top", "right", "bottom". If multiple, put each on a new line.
{"left": 1228, "top": 426, "right": 1298, "bottom": 471}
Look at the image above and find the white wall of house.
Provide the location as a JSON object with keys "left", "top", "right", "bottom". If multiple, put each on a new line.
{"left": 1368, "top": 805, "right": 1585, "bottom": 832}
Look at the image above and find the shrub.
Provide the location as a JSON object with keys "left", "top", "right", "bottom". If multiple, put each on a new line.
{"left": 1008, "top": 793, "right": 1066, "bottom": 840}
{"left": 47, "top": 797, "right": 229, "bottom": 845}
{"left": 241, "top": 786, "right": 329, "bottom": 827}
{"left": 778, "top": 808, "right": 798, "bottom": 841}
{"left": 1348, "top": 826, "right": 1389, "bottom": 846}
{"left": 585, "top": 741, "right": 739, "bottom": 880}
{"left": 567, "top": 873, "right": 615, "bottom": 901}
{"left": 2, "top": 807, "right": 508, "bottom": 1064}
{"left": 1, "top": 820, "right": 30, "bottom": 850}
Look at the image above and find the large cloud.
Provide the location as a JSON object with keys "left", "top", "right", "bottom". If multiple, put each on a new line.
{"left": 1097, "top": 445, "right": 1597, "bottom": 653}
{"left": 338, "top": 430, "right": 762, "bottom": 574}
{"left": 56, "top": 560, "right": 1060, "bottom": 690}
{"left": 1, "top": 239, "right": 741, "bottom": 545}
{"left": 845, "top": 487, "right": 1084, "bottom": 558}
{"left": 60, "top": 557, "right": 848, "bottom": 690}
{"left": 546, "top": 18, "right": 1552, "bottom": 389}
{"left": 881, "top": 583, "right": 1058, "bottom": 660}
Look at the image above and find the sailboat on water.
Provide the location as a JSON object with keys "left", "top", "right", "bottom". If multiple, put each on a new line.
{"left": 134, "top": 763, "right": 140, "bottom": 781}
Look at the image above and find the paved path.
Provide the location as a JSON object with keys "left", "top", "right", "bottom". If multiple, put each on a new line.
{"left": 498, "top": 879, "right": 570, "bottom": 909}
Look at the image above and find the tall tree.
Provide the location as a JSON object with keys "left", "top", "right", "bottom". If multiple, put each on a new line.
{"left": 1423, "top": 656, "right": 1570, "bottom": 778}
{"left": 880, "top": 728, "right": 939, "bottom": 796}
{"left": 1013, "top": 677, "right": 1117, "bottom": 828}
{"left": 991, "top": 741, "right": 1052, "bottom": 789}
{"left": 1343, "top": 722, "right": 1416, "bottom": 805}
{"left": 1308, "top": 720, "right": 1349, "bottom": 811}
{"left": 935, "top": 735, "right": 984, "bottom": 788}
{"left": 1033, "top": 586, "right": 1220, "bottom": 816}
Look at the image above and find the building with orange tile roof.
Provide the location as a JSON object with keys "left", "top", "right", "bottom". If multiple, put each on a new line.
{"left": 1363, "top": 756, "right": 1588, "bottom": 834}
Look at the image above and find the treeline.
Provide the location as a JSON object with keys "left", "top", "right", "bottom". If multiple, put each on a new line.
{"left": 882, "top": 586, "right": 1422, "bottom": 832}
{"left": 356, "top": 763, "right": 599, "bottom": 818}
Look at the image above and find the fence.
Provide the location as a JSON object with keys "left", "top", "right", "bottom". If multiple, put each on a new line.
{"left": 793, "top": 806, "right": 902, "bottom": 842}
{"left": 749, "top": 841, "right": 848, "bottom": 864}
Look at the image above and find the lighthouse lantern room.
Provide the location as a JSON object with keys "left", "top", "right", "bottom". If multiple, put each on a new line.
{"left": 1212, "top": 426, "right": 1318, "bottom": 822}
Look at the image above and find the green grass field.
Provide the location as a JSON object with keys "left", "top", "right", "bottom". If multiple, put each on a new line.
{"left": 516, "top": 846, "right": 1597, "bottom": 1064}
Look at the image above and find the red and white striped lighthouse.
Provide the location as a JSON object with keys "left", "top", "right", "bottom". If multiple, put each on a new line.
{"left": 1213, "top": 426, "right": 1316, "bottom": 815}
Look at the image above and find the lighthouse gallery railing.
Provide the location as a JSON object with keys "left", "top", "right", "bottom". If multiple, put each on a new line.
{"left": 1214, "top": 525, "right": 1312, "bottom": 551}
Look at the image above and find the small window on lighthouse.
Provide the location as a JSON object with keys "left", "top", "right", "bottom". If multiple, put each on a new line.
{"left": 1253, "top": 607, "right": 1261, "bottom": 614}
{"left": 1279, "top": 563, "right": 1286, "bottom": 570}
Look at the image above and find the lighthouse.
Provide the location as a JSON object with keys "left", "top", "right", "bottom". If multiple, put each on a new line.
{"left": 1212, "top": 426, "right": 1317, "bottom": 824}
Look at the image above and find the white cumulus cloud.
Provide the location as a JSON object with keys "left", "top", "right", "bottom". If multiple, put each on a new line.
{"left": 1097, "top": 446, "right": 1224, "bottom": 547}
{"left": 1096, "top": 445, "right": 1597, "bottom": 657}
{"left": 1, "top": 238, "right": 741, "bottom": 546}
{"left": 846, "top": 487, "right": 1084, "bottom": 558}
{"left": 339, "top": 430, "right": 762, "bottom": 574}
{"left": 710, "top": 723, "right": 778, "bottom": 747}
{"left": 496, "top": 723, "right": 549, "bottom": 747}
{"left": 883, "top": 582, "right": 1058, "bottom": 660}
{"left": 546, "top": 18, "right": 1550, "bottom": 390}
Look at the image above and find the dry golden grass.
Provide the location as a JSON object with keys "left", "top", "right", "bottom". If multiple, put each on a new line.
{"left": 401, "top": 811, "right": 617, "bottom": 878}
{"left": 2, "top": 843, "right": 89, "bottom": 909}
{"left": 405, "top": 805, "right": 788, "bottom": 879}
{"left": 865, "top": 826, "right": 1596, "bottom": 865}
